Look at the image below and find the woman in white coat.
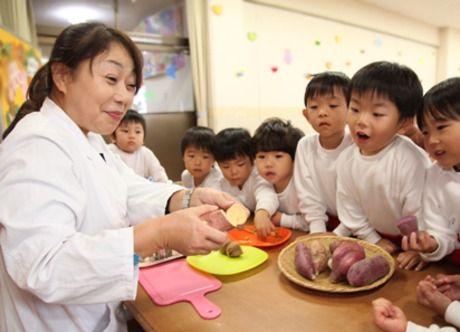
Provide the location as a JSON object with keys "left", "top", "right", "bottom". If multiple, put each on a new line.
{"left": 0, "top": 22, "right": 232, "bottom": 331}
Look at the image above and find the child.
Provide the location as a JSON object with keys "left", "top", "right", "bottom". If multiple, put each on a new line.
{"left": 334, "top": 61, "right": 431, "bottom": 270}
{"left": 403, "top": 77, "right": 460, "bottom": 265}
{"left": 372, "top": 274, "right": 460, "bottom": 332}
{"left": 109, "top": 109, "right": 169, "bottom": 182}
{"left": 252, "top": 117, "right": 307, "bottom": 231}
{"left": 180, "top": 126, "right": 222, "bottom": 189}
{"left": 215, "top": 128, "right": 279, "bottom": 238}
{"left": 294, "top": 71, "right": 353, "bottom": 234}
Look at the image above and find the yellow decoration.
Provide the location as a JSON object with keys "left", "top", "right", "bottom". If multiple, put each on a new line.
{"left": 211, "top": 5, "right": 223, "bottom": 16}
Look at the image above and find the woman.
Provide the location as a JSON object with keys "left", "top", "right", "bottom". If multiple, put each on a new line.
{"left": 0, "top": 22, "right": 232, "bottom": 331}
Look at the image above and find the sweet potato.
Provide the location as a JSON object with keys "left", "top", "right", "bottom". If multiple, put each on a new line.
{"left": 331, "top": 241, "right": 365, "bottom": 270}
{"left": 346, "top": 255, "right": 390, "bottom": 287}
{"left": 397, "top": 216, "right": 418, "bottom": 236}
{"left": 220, "top": 241, "right": 243, "bottom": 257}
{"left": 226, "top": 203, "right": 250, "bottom": 227}
{"left": 202, "top": 209, "right": 233, "bottom": 231}
{"left": 295, "top": 243, "right": 316, "bottom": 280}
{"left": 309, "top": 240, "right": 330, "bottom": 274}
{"left": 329, "top": 249, "right": 365, "bottom": 283}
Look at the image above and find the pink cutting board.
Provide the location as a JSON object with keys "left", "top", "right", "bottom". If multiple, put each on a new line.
{"left": 139, "top": 258, "right": 222, "bottom": 319}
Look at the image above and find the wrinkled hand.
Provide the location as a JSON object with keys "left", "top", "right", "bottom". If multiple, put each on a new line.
{"left": 254, "top": 209, "right": 276, "bottom": 239}
{"left": 190, "top": 187, "right": 236, "bottom": 210}
{"left": 401, "top": 231, "right": 438, "bottom": 253}
{"left": 416, "top": 279, "right": 452, "bottom": 316}
{"left": 396, "top": 250, "right": 428, "bottom": 271}
{"left": 377, "top": 238, "right": 398, "bottom": 254}
{"left": 372, "top": 298, "right": 407, "bottom": 332}
{"left": 433, "top": 274, "right": 460, "bottom": 301}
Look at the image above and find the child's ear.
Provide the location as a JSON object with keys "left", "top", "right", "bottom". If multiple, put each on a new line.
{"left": 398, "top": 117, "right": 415, "bottom": 134}
{"left": 302, "top": 108, "right": 309, "bottom": 121}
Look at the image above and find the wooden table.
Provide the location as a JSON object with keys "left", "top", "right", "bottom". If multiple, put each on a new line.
{"left": 125, "top": 232, "right": 458, "bottom": 332}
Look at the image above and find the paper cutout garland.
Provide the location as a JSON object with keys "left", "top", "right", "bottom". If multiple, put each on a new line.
{"left": 211, "top": 5, "right": 223, "bottom": 16}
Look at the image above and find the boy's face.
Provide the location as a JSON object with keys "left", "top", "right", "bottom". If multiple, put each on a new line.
{"left": 113, "top": 121, "right": 144, "bottom": 153}
{"left": 303, "top": 89, "right": 348, "bottom": 147}
{"left": 348, "top": 91, "right": 404, "bottom": 156}
{"left": 218, "top": 155, "right": 253, "bottom": 188}
{"left": 183, "top": 146, "right": 215, "bottom": 181}
{"left": 255, "top": 151, "right": 293, "bottom": 191}
{"left": 421, "top": 114, "right": 460, "bottom": 170}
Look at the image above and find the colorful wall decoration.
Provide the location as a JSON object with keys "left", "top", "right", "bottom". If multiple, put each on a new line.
{"left": 0, "top": 25, "right": 41, "bottom": 132}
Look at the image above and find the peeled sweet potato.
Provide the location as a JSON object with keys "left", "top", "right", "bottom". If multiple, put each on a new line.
{"left": 346, "top": 255, "right": 390, "bottom": 287}
{"left": 295, "top": 243, "right": 316, "bottom": 280}
{"left": 397, "top": 216, "right": 418, "bottom": 236}
{"left": 329, "top": 249, "right": 365, "bottom": 283}
{"left": 309, "top": 240, "right": 330, "bottom": 274}
{"left": 226, "top": 203, "right": 250, "bottom": 227}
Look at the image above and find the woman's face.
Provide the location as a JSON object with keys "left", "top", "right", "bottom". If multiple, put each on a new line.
{"left": 56, "top": 42, "right": 137, "bottom": 135}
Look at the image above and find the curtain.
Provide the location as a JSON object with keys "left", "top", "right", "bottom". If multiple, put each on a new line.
{"left": 0, "top": 0, "right": 37, "bottom": 46}
{"left": 185, "top": 0, "right": 211, "bottom": 127}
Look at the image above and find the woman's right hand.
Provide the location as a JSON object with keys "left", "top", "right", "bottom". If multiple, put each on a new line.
{"left": 134, "top": 205, "right": 228, "bottom": 257}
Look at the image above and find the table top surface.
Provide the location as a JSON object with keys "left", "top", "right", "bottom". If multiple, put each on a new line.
{"left": 124, "top": 231, "right": 458, "bottom": 332}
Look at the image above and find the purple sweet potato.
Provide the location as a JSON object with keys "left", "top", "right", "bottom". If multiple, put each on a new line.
{"left": 397, "top": 216, "right": 418, "bottom": 236}
{"left": 295, "top": 243, "right": 316, "bottom": 280}
{"left": 309, "top": 240, "right": 330, "bottom": 274}
{"left": 331, "top": 241, "right": 365, "bottom": 270}
{"left": 329, "top": 249, "right": 365, "bottom": 283}
{"left": 346, "top": 255, "right": 390, "bottom": 287}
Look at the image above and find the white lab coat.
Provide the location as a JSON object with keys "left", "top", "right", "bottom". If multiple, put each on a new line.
{"left": 0, "top": 98, "right": 183, "bottom": 331}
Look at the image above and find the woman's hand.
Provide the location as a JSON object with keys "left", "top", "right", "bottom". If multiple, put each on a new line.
{"left": 168, "top": 188, "right": 236, "bottom": 213}
{"left": 372, "top": 298, "right": 407, "bottom": 332}
{"left": 134, "top": 204, "right": 228, "bottom": 257}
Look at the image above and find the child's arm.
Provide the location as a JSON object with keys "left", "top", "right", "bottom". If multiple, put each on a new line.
{"left": 434, "top": 274, "right": 460, "bottom": 301}
{"left": 145, "top": 147, "right": 169, "bottom": 183}
{"left": 253, "top": 174, "right": 278, "bottom": 237}
{"left": 275, "top": 212, "right": 309, "bottom": 232}
{"left": 254, "top": 209, "right": 276, "bottom": 238}
{"left": 416, "top": 279, "right": 453, "bottom": 319}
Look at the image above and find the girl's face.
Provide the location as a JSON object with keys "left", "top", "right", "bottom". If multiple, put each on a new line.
{"left": 183, "top": 146, "right": 215, "bottom": 184}
{"left": 113, "top": 121, "right": 144, "bottom": 153}
{"left": 218, "top": 155, "right": 253, "bottom": 188}
{"left": 348, "top": 91, "right": 404, "bottom": 156}
{"left": 54, "top": 42, "right": 137, "bottom": 135}
{"left": 422, "top": 113, "right": 460, "bottom": 170}
{"left": 255, "top": 151, "right": 293, "bottom": 192}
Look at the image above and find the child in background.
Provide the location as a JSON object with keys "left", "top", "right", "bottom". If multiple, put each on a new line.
{"left": 109, "top": 110, "right": 169, "bottom": 182}
{"left": 215, "top": 128, "right": 279, "bottom": 238}
{"left": 403, "top": 78, "right": 460, "bottom": 266}
{"left": 294, "top": 71, "right": 353, "bottom": 234}
{"left": 335, "top": 61, "right": 431, "bottom": 271}
{"left": 372, "top": 273, "right": 460, "bottom": 332}
{"left": 180, "top": 126, "right": 222, "bottom": 189}
{"left": 252, "top": 117, "right": 307, "bottom": 231}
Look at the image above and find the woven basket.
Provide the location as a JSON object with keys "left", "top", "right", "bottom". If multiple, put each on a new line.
{"left": 277, "top": 235, "right": 395, "bottom": 293}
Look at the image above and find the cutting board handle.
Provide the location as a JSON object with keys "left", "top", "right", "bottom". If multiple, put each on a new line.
{"left": 186, "top": 293, "right": 221, "bottom": 319}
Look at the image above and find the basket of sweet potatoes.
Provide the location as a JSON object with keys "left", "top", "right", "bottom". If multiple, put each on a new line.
{"left": 277, "top": 235, "right": 395, "bottom": 293}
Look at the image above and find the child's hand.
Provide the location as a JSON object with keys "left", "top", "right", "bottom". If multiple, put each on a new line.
{"left": 376, "top": 238, "right": 398, "bottom": 254}
{"left": 401, "top": 231, "right": 438, "bottom": 253}
{"left": 254, "top": 209, "right": 276, "bottom": 239}
{"left": 372, "top": 298, "right": 407, "bottom": 332}
{"left": 433, "top": 274, "right": 460, "bottom": 301}
{"left": 396, "top": 251, "right": 428, "bottom": 271}
{"left": 416, "top": 279, "right": 452, "bottom": 316}
{"left": 270, "top": 211, "right": 282, "bottom": 226}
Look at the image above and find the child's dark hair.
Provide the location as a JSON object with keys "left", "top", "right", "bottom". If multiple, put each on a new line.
{"left": 214, "top": 128, "right": 254, "bottom": 162}
{"left": 417, "top": 77, "right": 460, "bottom": 130}
{"left": 350, "top": 61, "right": 423, "bottom": 121}
{"left": 304, "top": 71, "right": 350, "bottom": 106}
{"left": 252, "top": 117, "right": 305, "bottom": 160}
{"left": 180, "top": 126, "right": 216, "bottom": 155}
{"left": 121, "top": 109, "right": 146, "bottom": 132}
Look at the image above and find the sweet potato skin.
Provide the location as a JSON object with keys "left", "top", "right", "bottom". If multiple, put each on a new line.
{"left": 329, "top": 249, "right": 365, "bottom": 283}
{"left": 295, "top": 243, "right": 316, "bottom": 280}
{"left": 396, "top": 216, "right": 418, "bottom": 236}
{"left": 346, "top": 255, "right": 390, "bottom": 287}
{"left": 331, "top": 242, "right": 365, "bottom": 270}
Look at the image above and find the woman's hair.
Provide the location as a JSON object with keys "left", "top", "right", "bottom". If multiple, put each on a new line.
{"left": 180, "top": 126, "right": 216, "bottom": 156}
{"left": 214, "top": 128, "right": 254, "bottom": 162}
{"left": 417, "top": 77, "right": 460, "bottom": 130}
{"left": 252, "top": 117, "right": 304, "bottom": 160}
{"left": 3, "top": 22, "right": 143, "bottom": 139}
{"left": 304, "top": 71, "right": 350, "bottom": 106}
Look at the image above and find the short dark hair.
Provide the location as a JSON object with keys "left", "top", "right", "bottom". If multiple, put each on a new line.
{"left": 252, "top": 117, "right": 304, "bottom": 160}
{"left": 349, "top": 61, "right": 423, "bottom": 121}
{"left": 417, "top": 77, "right": 460, "bottom": 130}
{"left": 214, "top": 128, "right": 253, "bottom": 162}
{"left": 304, "top": 71, "right": 350, "bottom": 106}
{"left": 118, "top": 109, "right": 146, "bottom": 133}
{"left": 180, "top": 126, "right": 216, "bottom": 156}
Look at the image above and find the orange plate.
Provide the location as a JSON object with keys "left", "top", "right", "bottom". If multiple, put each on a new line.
{"left": 228, "top": 225, "right": 292, "bottom": 247}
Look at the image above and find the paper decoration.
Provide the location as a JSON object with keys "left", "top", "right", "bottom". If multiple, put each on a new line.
{"left": 235, "top": 69, "right": 245, "bottom": 77}
{"left": 134, "top": 5, "right": 184, "bottom": 36}
{"left": 304, "top": 72, "right": 314, "bottom": 80}
{"left": 335, "top": 35, "right": 342, "bottom": 44}
{"left": 374, "top": 36, "right": 383, "bottom": 47}
{"left": 284, "top": 49, "right": 293, "bottom": 65}
{"left": 314, "top": 40, "right": 321, "bottom": 46}
{"left": 211, "top": 5, "right": 223, "bottom": 16}
{"left": 166, "top": 64, "right": 176, "bottom": 78}
{"left": 360, "top": 49, "right": 366, "bottom": 54}
{"left": 247, "top": 32, "right": 257, "bottom": 42}
{"left": 325, "top": 62, "right": 332, "bottom": 70}
{"left": 142, "top": 51, "right": 186, "bottom": 79}
{"left": 271, "top": 66, "right": 278, "bottom": 73}
{"left": 345, "top": 60, "right": 351, "bottom": 67}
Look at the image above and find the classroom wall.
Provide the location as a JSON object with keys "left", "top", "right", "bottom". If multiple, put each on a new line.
{"left": 206, "top": 0, "right": 460, "bottom": 135}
